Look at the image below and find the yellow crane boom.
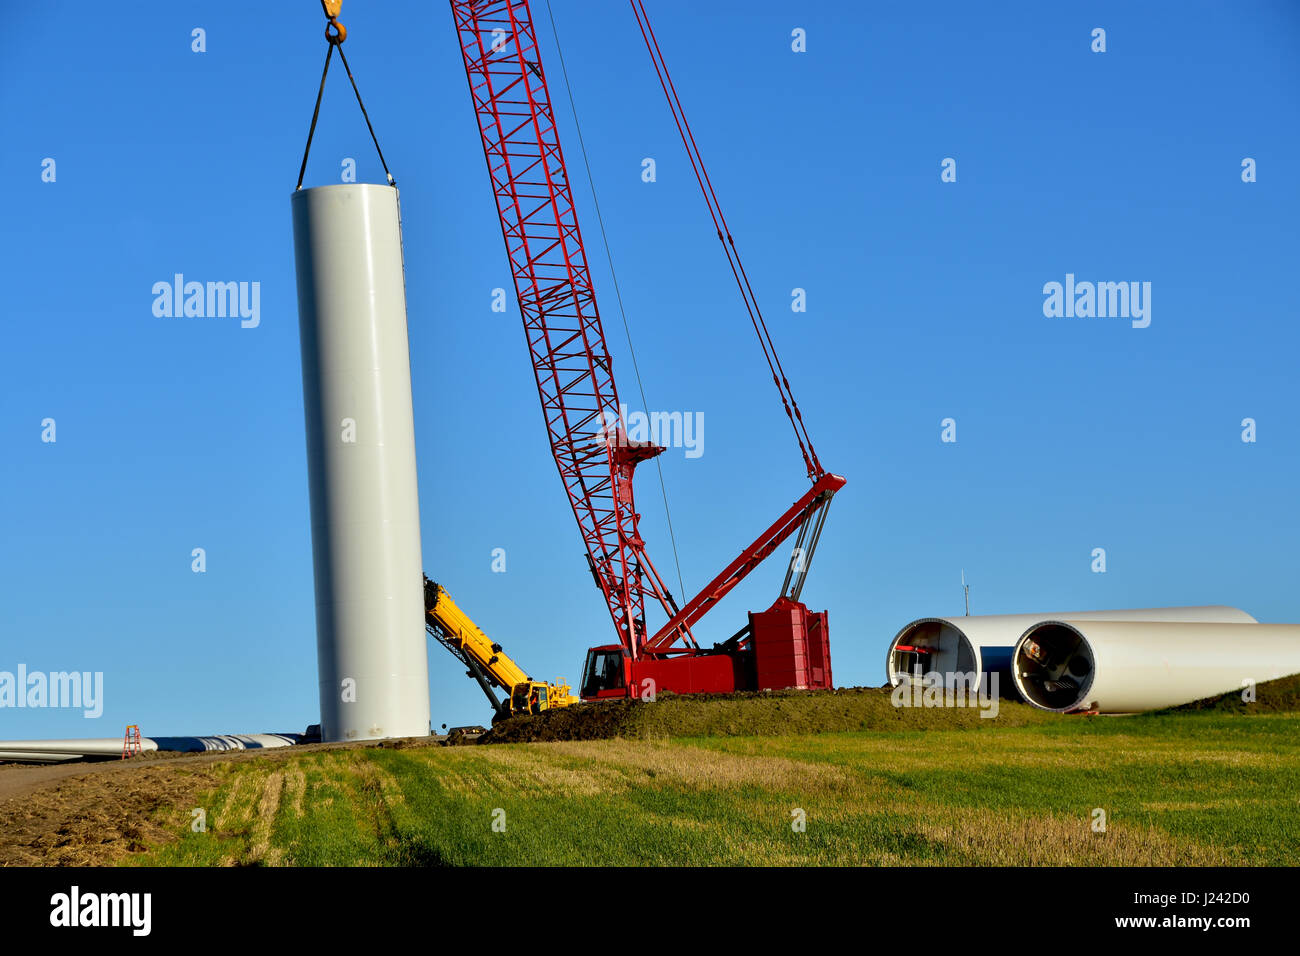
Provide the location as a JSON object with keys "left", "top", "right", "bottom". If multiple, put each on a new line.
{"left": 424, "top": 576, "right": 578, "bottom": 720}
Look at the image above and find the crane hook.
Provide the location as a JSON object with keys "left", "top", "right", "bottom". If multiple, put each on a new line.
{"left": 321, "top": 0, "right": 346, "bottom": 44}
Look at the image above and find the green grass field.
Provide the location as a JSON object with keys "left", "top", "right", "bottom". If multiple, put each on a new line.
{"left": 136, "top": 702, "right": 1300, "bottom": 866}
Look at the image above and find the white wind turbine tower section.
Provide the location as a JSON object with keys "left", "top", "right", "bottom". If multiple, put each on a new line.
{"left": 885, "top": 606, "right": 1259, "bottom": 696}
{"left": 292, "top": 183, "right": 431, "bottom": 742}
{"left": 1012, "top": 620, "right": 1300, "bottom": 713}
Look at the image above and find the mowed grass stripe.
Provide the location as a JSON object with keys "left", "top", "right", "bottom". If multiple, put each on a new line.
{"left": 681, "top": 716, "right": 1300, "bottom": 864}
{"left": 134, "top": 714, "right": 1300, "bottom": 866}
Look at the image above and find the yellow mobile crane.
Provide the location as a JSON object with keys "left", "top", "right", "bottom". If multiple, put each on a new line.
{"left": 424, "top": 576, "right": 578, "bottom": 721}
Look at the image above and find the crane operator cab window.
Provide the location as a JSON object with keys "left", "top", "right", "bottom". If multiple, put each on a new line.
{"left": 581, "top": 648, "right": 626, "bottom": 698}
{"left": 510, "top": 683, "right": 546, "bottom": 715}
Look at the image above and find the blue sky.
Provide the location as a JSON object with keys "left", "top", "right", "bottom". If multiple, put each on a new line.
{"left": 2, "top": 0, "right": 1298, "bottom": 737}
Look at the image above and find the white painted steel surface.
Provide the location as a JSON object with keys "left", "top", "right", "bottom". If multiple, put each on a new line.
{"left": 1012, "top": 620, "right": 1300, "bottom": 713}
{"left": 885, "top": 606, "right": 1257, "bottom": 688}
{"left": 292, "top": 184, "right": 430, "bottom": 742}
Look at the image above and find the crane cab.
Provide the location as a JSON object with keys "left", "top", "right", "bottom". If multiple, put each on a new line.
{"left": 508, "top": 680, "right": 578, "bottom": 716}
{"left": 580, "top": 646, "right": 629, "bottom": 700}
{"left": 510, "top": 682, "right": 548, "bottom": 715}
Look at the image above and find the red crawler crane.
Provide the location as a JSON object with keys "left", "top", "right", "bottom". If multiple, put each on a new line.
{"left": 451, "top": 0, "right": 846, "bottom": 700}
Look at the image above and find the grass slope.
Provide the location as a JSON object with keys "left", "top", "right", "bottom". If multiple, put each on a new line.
{"left": 1163, "top": 672, "right": 1300, "bottom": 715}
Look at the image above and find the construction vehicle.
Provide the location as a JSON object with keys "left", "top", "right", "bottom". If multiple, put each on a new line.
{"left": 450, "top": 0, "right": 846, "bottom": 702}
{"left": 424, "top": 575, "right": 578, "bottom": 720}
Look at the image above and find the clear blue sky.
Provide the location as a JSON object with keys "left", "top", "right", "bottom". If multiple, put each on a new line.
{"left": 2, "top": 1, "right": 1298, "bottom": 738}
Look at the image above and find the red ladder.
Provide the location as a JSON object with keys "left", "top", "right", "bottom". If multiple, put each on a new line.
{"left": 121, "top": 725, "right": 141, "bottom": 759}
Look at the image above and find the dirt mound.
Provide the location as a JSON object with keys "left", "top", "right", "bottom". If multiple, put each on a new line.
{"left": 477, "top": 685, "right": 1056, "bottom": 743}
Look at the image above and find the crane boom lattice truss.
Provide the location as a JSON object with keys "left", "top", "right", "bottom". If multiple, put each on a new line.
{"left": 452, "top": 0, "right": 685, "bottom": 658}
